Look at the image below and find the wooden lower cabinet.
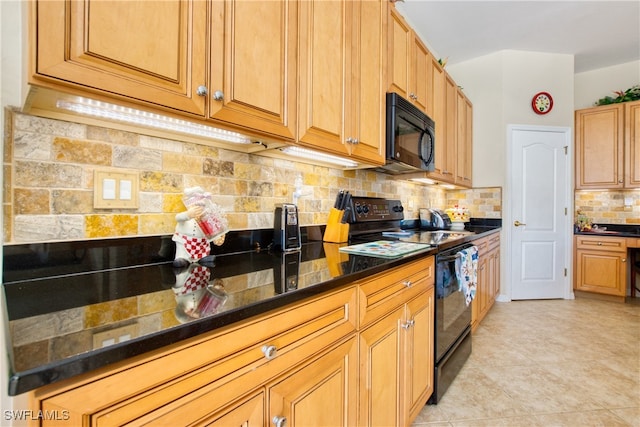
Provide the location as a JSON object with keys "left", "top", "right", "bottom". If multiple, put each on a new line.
{"left": 31, "top": 257, "right": 435, "bottom": 427}
{"left": 471, "top": 233, "right": 500, "bottom": 331}
{"left": 574, "top": 235, "right": 628, "bottom": 296}
{"left": 357, "top": 257, "right": 435, "bottom": 427}
{"left": 268, "top": 336, "right": 358, "bottom": 427}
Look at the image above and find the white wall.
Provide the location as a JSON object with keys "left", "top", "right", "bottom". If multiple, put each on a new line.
{"left": 447, "top": 50, "right": 575, "bottom": 188}
{"left": 574, "top": 60, "right": 640, "bottom": 109}
{"left": 1, "top": 0, "right": 29, "bottom": 423}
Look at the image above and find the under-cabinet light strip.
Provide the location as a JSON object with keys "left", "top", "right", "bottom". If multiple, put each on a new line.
{"left": 56, "top": 98, "right": 252, "bottom": 144}
{"left": 279, "top": 146, "right": 359, "bottom": 168}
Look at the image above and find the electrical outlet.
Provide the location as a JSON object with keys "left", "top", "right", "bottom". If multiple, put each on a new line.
{"left": 92, "top": 324, "right": 139, "bottom": 349}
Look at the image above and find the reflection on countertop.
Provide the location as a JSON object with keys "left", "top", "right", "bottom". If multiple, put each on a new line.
{"left": 2, "top": 223, "right": 500, "bottom": 395}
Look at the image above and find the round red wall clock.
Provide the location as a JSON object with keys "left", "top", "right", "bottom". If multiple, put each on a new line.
{"left": 531, "top": 92, "right": 553, "bottom": 114}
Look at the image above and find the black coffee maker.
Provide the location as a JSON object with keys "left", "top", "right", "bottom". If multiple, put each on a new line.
{"left": 273, "top": 203, "right": 301, "bottom": 252}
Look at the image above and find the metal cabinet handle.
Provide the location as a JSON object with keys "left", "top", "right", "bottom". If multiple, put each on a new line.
{"left": 351, "top": 138, "right": 359, "bottom": 145}
{"left": 261, "top": 345, "right": 278, "bottom": 360}
{"left": 402, "top": 319, "right": 415, "bottom": 329}
{"left": 402, "top": 280, "right": 412, "bottom": 288}
{"left": 597, "top": 242, "right": 603, "bottom": 246}
{"left": 272, "top": 416, "right": 287, "bottom": 427}
{"left": 213, "top": 90, "right": 224, "bottom": 101}
{"left": 196, "top": 85, "right": 208, "bottom": 97}
{"left": 514, "top": 220, "right": 526, "bottom": 227}
{"left": 622, "top": 258, "right": 626, "bottom": 262}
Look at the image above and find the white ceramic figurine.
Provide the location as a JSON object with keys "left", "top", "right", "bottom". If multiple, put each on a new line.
{"left": 172, "top": 187, "right": 228, "bottom": 268}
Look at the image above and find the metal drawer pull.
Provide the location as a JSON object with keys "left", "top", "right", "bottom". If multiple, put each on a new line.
{"left": 262, "top": 345, "right": 278, "bottom": 360}
{"left": 402, "top": 319, "right": 415, "bottom": 329}
{"left": 403, "top": 280, "right": 412, "bottom": 288}
{"left": 273, "top": 416, "right": 287, "bottom": 427}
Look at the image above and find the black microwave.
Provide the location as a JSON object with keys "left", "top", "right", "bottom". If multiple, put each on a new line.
{"left": 378, "top": 92, "right": 435, "bottom": 174}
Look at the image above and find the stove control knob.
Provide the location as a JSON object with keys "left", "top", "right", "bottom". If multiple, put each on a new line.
{"left": 362, "top": 205, "right": 370, "bottom": 214}
{"left": 392, "top": 205, "right": 404, "bottom": 213}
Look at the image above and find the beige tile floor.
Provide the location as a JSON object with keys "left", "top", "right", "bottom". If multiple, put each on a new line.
{"left": 412, "top": 298, "right": 640, "bottom": 427}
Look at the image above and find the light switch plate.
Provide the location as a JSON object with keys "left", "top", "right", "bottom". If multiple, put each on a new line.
{"left": 94, "top": 169, "right": 139, "bottom": 209}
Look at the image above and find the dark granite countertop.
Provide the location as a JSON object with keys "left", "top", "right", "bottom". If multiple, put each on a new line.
{"left": 574, "top": 223, "right": 640, "bottom": 238}
{"left": 2, "top": 222, "right": 501, "bottom": 395}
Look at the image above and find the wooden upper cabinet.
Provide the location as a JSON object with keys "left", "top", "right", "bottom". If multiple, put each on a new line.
{"left": 387, "top": 6, "right": 428, "bottom": 112}
{"left": 575, "top": 104, "right": 625, "bottom": 189}
{"left": 625, "top": 101, "right": 640, "bottom": 188}
{"left": 298, "top": 0, "right": 385, "bottom": 165}
{"left": 32, "top": 0, "right": 207, "bottom": 116}
{"left": 347, "top": 0, "right": 387, "bottom": 165}
{"left": 387, "top": 6, "right": 411, "bottom": 100}
{"left": 209, "top": 0, "right": 297, "bottom": 140}
{"left": 456, "top": 90, "right": 473, "bottom": 187}
{"left": 426, "top": 58, "right": 450, "bottom": 181}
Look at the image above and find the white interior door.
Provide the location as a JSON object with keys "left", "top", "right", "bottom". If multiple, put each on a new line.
{"left": 509, "top": 126, "right": 572, "bottom": 299}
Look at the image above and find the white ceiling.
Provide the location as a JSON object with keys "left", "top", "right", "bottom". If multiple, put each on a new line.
{"left": 395, "top": 0, "right": 640, "bottom": 73}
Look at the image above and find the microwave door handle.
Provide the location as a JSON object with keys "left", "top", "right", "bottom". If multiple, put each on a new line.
{"left": 418, "top": 127, "right": 435, "bottom": 167}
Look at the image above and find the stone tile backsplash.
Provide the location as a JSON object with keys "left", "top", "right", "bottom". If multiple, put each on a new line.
{"left": 575, "top": 190, "right": 640, "bottom": 225}
{"left": 3, "top": 110, "right": 503, "bottom": 243}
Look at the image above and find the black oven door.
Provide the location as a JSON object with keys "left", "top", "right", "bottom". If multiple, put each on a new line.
{"left": 385, "top": 92, "right": 435, "bottom": 172}
{"left": 435, "top": 244, "right": 472, "bottom": 361}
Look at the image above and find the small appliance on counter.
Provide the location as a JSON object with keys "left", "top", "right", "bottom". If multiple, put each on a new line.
{"left": 419, "top": 208, "right": 452, "bottom": 231}
{"left": 273, "top": 203, "right": 301, "bottom": 252}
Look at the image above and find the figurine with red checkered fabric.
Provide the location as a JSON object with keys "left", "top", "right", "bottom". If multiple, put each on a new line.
{"left": 172, "top": 187, "right": 228, "bottom": 268}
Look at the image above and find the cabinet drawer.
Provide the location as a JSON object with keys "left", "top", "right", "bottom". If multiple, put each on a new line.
{"left": 40, "top": 286, "right": 357, "bottom": 426}
{"left": 575, "top": 235, "right": 627, "bottom": 252}
{"left": 487, "top": 233, "right": 500, "bottom": 251}
{"left": 357, "top": 257, "right": 434, "bottom": 328}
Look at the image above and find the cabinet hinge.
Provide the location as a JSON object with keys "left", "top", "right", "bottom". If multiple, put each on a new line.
{"left": 564, "top": 268, "right": 567, "bottom": 277}
{"left": 565, "top": 207, "right": 567, "bottom": 215}
{"left": 564, "top": 146, "right": 568, "bottom": 155}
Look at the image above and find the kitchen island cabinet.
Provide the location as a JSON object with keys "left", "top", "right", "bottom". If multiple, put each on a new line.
{"left": 31, "top": 0, "right": 298, "bottom": 142}
{"left": 297, "top": 0, "right": 386, "bottom": 165}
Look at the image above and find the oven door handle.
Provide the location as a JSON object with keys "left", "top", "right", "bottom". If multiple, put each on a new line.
{"left": 438, "top": 253, "right": 461, "bottom": 262}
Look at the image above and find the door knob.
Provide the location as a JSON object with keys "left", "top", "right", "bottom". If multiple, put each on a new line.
{"left": 514, "top": 220, "right": 526, "bottom": 227}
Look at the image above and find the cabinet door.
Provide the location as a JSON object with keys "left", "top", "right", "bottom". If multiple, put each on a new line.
{"left": 359, "top": 307, "right": 404, "bottom": 427}
{"left": 297, "top": 0, "right": 349, "bottom": 155}
{"left": 404, "top": 289, "right": 435, "bottom": 426}
{"left": 209, "top": 0, "right": 297, "bottom": 140}
{"left": 444, "top": 75, "right": 458, "bottom": 181}
{"left": 410, "top": 37, "right": 429, "bottom": 113}
{"left": 269, "top": 337, "right": 357, "bottom": 427}
{"left": 456, "top": 90, "right": 473, "bottom": 187}
{"left": 347, "top": 0, "right": 386, "bottom": 165}
{"left": 203, "top": 391, "right": 265, "bottom": 427}
{"left": 575, "top": 105, "right": 624, "bottom": 189}
{"left": 33, "top": 0, "right": 207, "bottom": 115}
{"left": 575, "top": 250, "right": 627, "bottom": 296}
{"left": 427, "top": 58, "right": 452, "bottom": 181}
{"left": 625, "top": 100, "right": 640, "bottom": 188}
{"left": 387, "top": 6, "right": 411, "bottom": 100}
